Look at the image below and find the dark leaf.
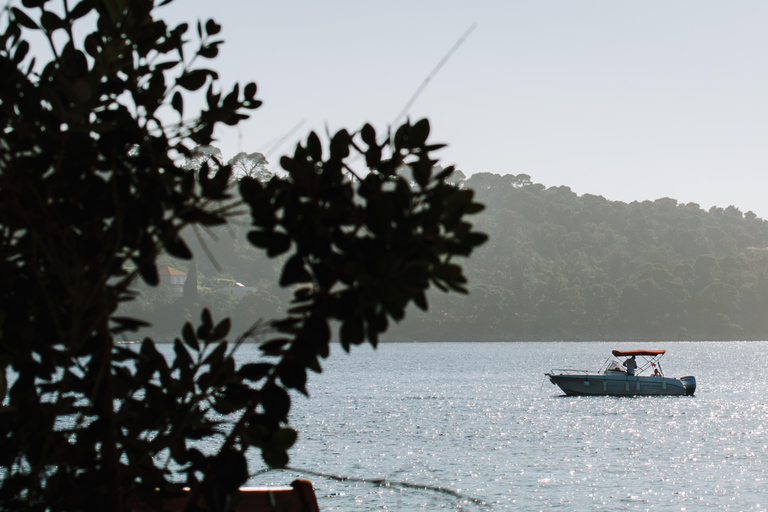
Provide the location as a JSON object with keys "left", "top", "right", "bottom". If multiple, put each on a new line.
{"left": 433, "top": 263, "right": 464, "bottom": 283}
{"left": 272, "top": 427, "right": 297, "bottom": 450}
{"left": 69, "top": 0, "right": 96, "bottom": 20}
{"left": 464, "top": 202, "right": 486, "bottom": 215}
{"left": 202, "top": 341, "right": 227, "bottom": 365}
{"left": 261, "top": 384, "right": 290, "bottom": 422}
{"left": 25, "top": 56, "right": 36, "bottom": 75}
{"left": 435, "top": 165, "right": 455, "bottom": 181}
{"left": 247, "top": 230, "right": 291, "bottom": 257}
{"left": 173, "top": 339, "right": 193, "bottom": 371}
{"left": 412, "top": 163, "right": 430, "bottom": 188}
{"left": 239, "top": 363, "right": 272, "bottom": 382}
{"left": 306, "top": 354, "right": 322, "bottom": 373}
{"left": 210, "top": 318, "right": 231, "bottom": 341}
{"left": 339, "top": 316, "right": 364, "bottom": 348}
{"left": 393, "top": 123, "right": 410, "bottom": 150}
{"left": 360, "top": 123, "right": 376, "bottom": 146}
{"left": 466, "top": 232, "right": 489, "bottom": 247}
{"left": 238, "top": 176, "right": 264, "bottom": 203}
{"left": 201, "top": 308, "right": 214, "bottom": 329}
{"left": 177, "top": 69, "right": 208, "bottom": 91}
{"left": 365, "top": 145, "right": 382, "bottom": 168}
{"left": 11, "top": 7, "right": 39, "bottom": 29}
{"left": 211, "top": 450, "right": 248, "bottom": 490}
{"left": 182, "top": 322, "right": 200, "bottom": 351}
{"left": 204, "top": 19, "right": 221, "bottom": 35}
{"left": 154, "top": 60, "right": 180, "bottom": 71}
{"left": 163, "top": 235, "right": 192, "bottom": 259}
{"left": 411, "top": 118, "right": 431, "bottom": 147}
{"left": 40, "top": 10, "right": 65, "bottom": 32}
{"left": 171, "top": 90, "right": 183, "bottom": 116}
{"left": 110, "top": 316, "right": 151, "bottom": 332}
{"left": 304, "top": 316, "right": 330, "bottom": 347}
{"left": 197, "top": 43, "right": 218, "bottom": 59}
{"left": 139, "top": 261, "right": 159, "bottom": 286}
{"left": 12, "top": 40, "right": 30, "bottom": 64}
{"left": 83, "top": 33, "right": 100, "bottom": 57}
{"left": 0, "top": 371, "right": 8, "bottom": 401}
{"left": 262, "top": 448, "right": 289, "bottom": 469}
{"left": 114, "top": 345, "right": 142, "bottom": 362}
{"left": 413, "top": 290, "right": 428, "bottom": 311}
{"left": 244, "top": 82, "right": 257, "bottom": 99}
{"left": 306, "top": 132, "right": 322, "bottom": 161}
{"left": 259, "top": 338, "right": 289, "bottom": 356}
{"left": 278, "top": 361, "right": 307, "bottom": 393}
{"left": 279, "top": 255, "right": 311, "bottom": 287}
{"left": 329, "top": 129, "right": 351, "bottom": 161}
{"left": 140, "top": 340, "right": 170, "bottom": 379}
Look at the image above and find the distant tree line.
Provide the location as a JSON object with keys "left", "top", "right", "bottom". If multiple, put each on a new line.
{"left": 125, "top": 168, "right": 768, "bottom": 342}
{"left": 389, "top": 172, "right": 768, "bottom": 341}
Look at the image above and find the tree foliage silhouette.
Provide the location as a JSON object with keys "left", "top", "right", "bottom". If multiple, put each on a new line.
{"left": 0, "top": 1, "right": 486, "bottom": 511}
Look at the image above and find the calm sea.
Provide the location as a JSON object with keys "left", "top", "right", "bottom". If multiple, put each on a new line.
{"left": 188, "top": 341, "right": 768, "bottom": 511}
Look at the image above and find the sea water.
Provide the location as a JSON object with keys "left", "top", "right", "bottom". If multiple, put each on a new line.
{"left": 179, "top": 341, "right": 768, "bottom": 511}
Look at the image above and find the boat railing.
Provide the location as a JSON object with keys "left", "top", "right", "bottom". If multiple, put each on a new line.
{"left": 549, "top": 368, "right": 590, "bottom": 375}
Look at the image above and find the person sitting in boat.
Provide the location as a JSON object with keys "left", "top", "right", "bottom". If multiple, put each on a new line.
{"left": 623, "top": 355, "right": 637, "bottom": 376}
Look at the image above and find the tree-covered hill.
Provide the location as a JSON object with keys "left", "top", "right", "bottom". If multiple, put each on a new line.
{"left": 388, "top": 172, "right": 768, "bottom": 341}
{"left": 125, "top": 171, "right": 768, "bottom": 342}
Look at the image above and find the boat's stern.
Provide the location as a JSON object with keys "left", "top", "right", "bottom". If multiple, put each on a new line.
{"left": 680, "top": 375, "right": 696, "bottom": 396}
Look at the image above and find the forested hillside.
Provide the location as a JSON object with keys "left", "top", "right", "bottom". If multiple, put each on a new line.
{"left": 390, "top": 172, "right": 768, "bottom": 341}
{"left": 122, "top": 171, "right": 768, "bottom": 342}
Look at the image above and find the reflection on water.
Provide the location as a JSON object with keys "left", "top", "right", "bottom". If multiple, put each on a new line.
{"left": 173, "top": 341, "right": 768, "bottom": 511}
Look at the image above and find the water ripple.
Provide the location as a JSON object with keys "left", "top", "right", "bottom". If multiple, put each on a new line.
{"left": 166, "top": 341, "right": 768, "bottom": 511}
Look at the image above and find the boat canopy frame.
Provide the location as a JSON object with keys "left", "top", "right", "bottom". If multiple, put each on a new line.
{"left": 611, "top": 350, "right": 666, "bottom": 357}
{"left": 548, "top": 350, "right": 669, "bottom": 377}
{"left": 602, "top": 350, "right": 667, "bottom": 376}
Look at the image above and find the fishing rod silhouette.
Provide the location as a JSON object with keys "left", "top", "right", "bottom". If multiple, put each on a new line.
{"left": 263, "top": 22, "right": 478, "bottom": 161}
{"left": 391, "top": 22, "right": 477, "bottom": 129}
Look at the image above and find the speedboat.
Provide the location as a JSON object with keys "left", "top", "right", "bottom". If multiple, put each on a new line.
{"left": 545, "top": 349, "right": 696, "bottom": 396}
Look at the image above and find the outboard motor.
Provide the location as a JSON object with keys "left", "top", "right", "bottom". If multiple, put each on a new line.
{"left": 680, "top": 376, "right": 696, "bottom": 396}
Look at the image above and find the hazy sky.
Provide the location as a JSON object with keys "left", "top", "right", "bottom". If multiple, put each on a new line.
{"left": 160, "top": 1, "right": 768, "bottom": 217}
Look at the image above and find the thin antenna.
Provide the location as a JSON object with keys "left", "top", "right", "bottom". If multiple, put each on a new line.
{"left": 391, "top": 23, "right": 477, "bottom": 127}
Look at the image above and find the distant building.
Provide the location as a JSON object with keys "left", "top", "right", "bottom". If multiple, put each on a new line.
{"left": 158, "top": 266, "right": 187, "bottom": 294}
{"left": 221, "top": 282, "right": 258, "bottom": 298}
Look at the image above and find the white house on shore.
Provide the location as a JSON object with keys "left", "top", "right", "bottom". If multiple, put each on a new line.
{"left": 221, "top": 282, "right": 258, "bottom": 298}
{"left": 158, "top": 266, "right": 187, "bottom": 294}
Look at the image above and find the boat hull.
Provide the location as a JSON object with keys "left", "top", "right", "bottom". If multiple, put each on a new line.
{"left": 546, "top": 373, "right": 696, "bottom": 396}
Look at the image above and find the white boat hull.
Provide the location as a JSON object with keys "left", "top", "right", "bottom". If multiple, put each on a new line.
{"left": 547, "top": 373, "right": 696, "bottom": 396}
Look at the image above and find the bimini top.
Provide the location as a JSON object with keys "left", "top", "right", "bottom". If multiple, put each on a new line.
{"left": 612, "top": 349, "right": 666, "bottom": 357}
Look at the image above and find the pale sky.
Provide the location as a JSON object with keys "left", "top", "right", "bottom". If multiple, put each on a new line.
{"left": 160, "top": 1, "right": 768, "bottom": 217}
